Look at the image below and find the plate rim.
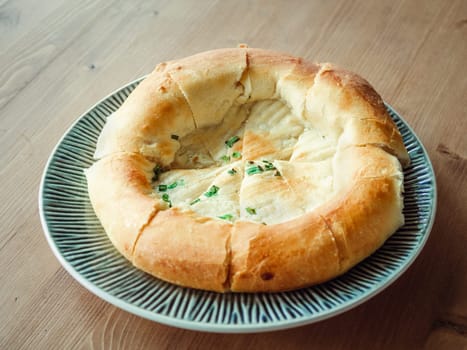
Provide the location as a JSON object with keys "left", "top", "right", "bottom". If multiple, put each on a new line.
{"left": 38, "top": 77, "right": 437, "bottom": 333}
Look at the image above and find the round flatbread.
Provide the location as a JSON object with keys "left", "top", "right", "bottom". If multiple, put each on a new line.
{"left": 86, "top": 48, "right": 409, "bottom": 292}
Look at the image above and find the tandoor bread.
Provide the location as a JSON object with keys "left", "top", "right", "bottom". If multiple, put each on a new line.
{"left": 86, "top": 48, "right": 409, "bottom": 293}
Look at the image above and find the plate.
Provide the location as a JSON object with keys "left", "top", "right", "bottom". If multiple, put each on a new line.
{"left": 39, "top": 77, "right": 436, "bottom": 333}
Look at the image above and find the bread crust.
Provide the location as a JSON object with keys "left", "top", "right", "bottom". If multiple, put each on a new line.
{"left": 163, "top": 48, "right": 248, "bottom": 128}
{"left": 230, "top": 213, "right": 340, "bottom": 292}
{"left": 307, "top": 63, "right": 410, "bottom": 166}
{"left": 133, "top": 208, "right": 232, "bottom": 292}
{"left": 88, "top": 48, "right": 409, "bottom": 292}
{"left": 318, "top": 176, "right": 404, "bottom": 272}
{"left": 94, "top": 73, "right": 196, "bottom": 165}
{"left": 85, "top": 153, "right": 161, "bottom": 260}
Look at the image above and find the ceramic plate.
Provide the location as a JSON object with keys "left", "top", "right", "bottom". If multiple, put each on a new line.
{"left": 39, "top": 77, "right": 436, "bottom": 333}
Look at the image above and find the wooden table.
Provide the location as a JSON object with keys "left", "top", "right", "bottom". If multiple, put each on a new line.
{"left": 1, "top": 0, "right": 466, "bottom": 348}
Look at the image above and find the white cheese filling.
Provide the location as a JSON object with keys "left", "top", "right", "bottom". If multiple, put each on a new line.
{"left": 152, "top": 99, "right": 338, "bottom": 224}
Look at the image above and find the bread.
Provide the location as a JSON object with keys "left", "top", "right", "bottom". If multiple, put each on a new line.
{"left": 86, "top": 48, "right": 409, "bottom": 292}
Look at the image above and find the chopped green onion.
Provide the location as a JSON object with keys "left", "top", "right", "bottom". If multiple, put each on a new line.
{"left": 274, "top": 170, "right": 282, "bottom": 177}
{"left": 232, "top": 151, "right": 242, "bottom": 159}
{"left": 171, "top": 134, "right": 179, "bottom": 140}
{"left": 190, "top": 198, "right": 201, "bottom": 205}
{"left": 168, "top": 182, "right": 178, "bottom": 189}
{"left": 161, "top": 193, "right": 172, "bottom": 208}
{"left": 227, "top": 168, "right": 237, "bottom": 175}
{"left": 220, "top": 155, "right": 230, "bottom": 162}
{"left": 246, "top": 165, "right": 264, "bottom": 176}
{"left": 204, "top": 185, "right": 220, "bottom": 197}
{"left": 261, "top": 160, "right": 276, "bottom": 170}
{"left": 225, "top": 135, "right": 240, "bottom": 148}
{"left": 246, "top": 207, "right": 256, "bottom": 215}
{"left": 158, "top": 180, "right": 183, "bottom": 192}
{"left": 218, "top": 214, "right": 234, "bottom": 221}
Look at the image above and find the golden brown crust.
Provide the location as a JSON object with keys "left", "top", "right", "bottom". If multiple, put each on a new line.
{"left": 88, "top": 48, "right": 409, "bottom": 292}
{"left": 320, "top": 64, "right": 387, "bottom": 115}
{"left": 94, "top": 72, "right": 196, "bottom": 165}
{"left": 318, "top": 176, "right": 404, "bottom": 272}
{"left": 324, "top": 145, "right": 404, "bottom": 271}
{"left": 85, "top": 153, "right": 162, "bottom": 260}
{"left": 308, "top": 63, "right": 410, "bottom": 166}
{"left": 133, "top": 208, "right": 232, "bottom": 292}
{"left": 241, "top": 131, "right": 278, "bottom": 160}
{"left": 230, "top": 213, "right": 340, "bottom": 292}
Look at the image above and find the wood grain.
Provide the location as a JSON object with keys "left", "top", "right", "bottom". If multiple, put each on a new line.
{"left": 0, "top": 0, "right": 466, "bottom": 349}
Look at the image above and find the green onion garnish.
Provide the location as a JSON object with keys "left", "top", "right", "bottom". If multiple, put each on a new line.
{"left": 227, "top": 168, "right": 237, "bottom": 175}
{"left": 274, "top": 170, "right": 282, "bottom": 176}
{"left": 171, "top": 134, "right": 179, "bottom": 140}
{"left": 204, "top": 185, "right": 220, "bottom": 197}
{"left": 161, "top": 193, "right": 172, "bottom": 207}
{"left": 232, "top": 151, "right": 242, "bottom": 159}
{"left": 246, "top": 207, "right": 256, "bottom": 215}
{"left": 225, "top": 135, "right": 240, "bottom": 148}
{"left": 159, "top": 180, "right": 183, "bottom": 192}
{"left": 220, "top": 155, "right": 230, "bottom": 162}
{"left": 246, "top": 165, "right": 264, "bottom": 176}
{"left": 261, "top": 160, "right": 276, "bottom": 170}
{"left": 190, "top": 198, "right": 201, "bottom": 205}
{"left": 218, "top": 214, "right": 234, "bottom": 221}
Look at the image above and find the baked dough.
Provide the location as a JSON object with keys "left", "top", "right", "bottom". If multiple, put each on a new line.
{"left": 86, "top": 48, "right": 409, "bottom": 292}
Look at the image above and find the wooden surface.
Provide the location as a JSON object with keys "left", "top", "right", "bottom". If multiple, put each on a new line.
{"left": 1, "top": 0, "right": 466, "bottom": 348}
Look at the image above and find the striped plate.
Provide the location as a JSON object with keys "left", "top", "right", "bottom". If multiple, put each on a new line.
{"left": 39, "top": 77, "right": 436, "bottom": 333}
